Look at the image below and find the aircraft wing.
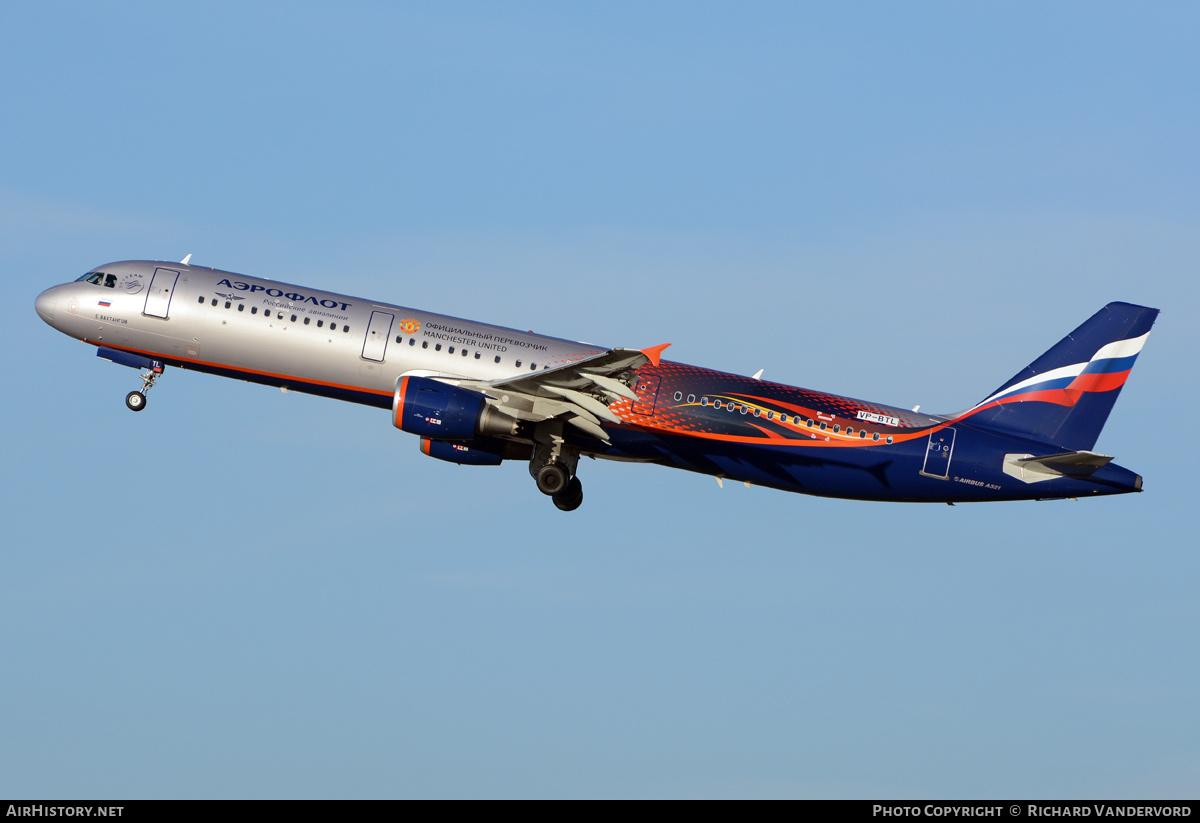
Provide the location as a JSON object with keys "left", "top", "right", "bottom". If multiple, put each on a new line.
{"left": 448, "top": 344, "right": 670, "bottom": 442}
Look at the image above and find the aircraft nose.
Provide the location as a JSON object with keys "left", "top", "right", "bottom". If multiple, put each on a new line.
{"left": 35, "top": 287, "right": 58, "bottom": 324}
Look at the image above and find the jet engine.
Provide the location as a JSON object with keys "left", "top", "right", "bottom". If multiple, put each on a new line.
{"left": 419, "top": 437, "right": 505, "bottom": 466}
{"left": 393, "top": 375, "right": 519, "bottom": 440}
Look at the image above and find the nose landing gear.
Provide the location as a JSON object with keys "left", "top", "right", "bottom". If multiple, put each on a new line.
{"left": 125, "top": 365, "right": 162, "bottom": 412}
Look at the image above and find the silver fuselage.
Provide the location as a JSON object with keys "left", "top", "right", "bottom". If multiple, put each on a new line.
{"left": 36, "top": 260, "right": 605, "bottom": 408}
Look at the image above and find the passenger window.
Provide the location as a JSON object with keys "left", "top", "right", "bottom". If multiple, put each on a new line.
{"left": 873, "top": 433, "right": 880, "bottom": 441}
{"left": 344, "top": 326, "right": 349, "bottom": 333}
{"left": 820, "top": 422, "right": 827, "bottom": 430}
{"left": 422, "top": 341, "right": 428, "bottom": 349}
{"left": 237, "top": 304, "right": 244, "bottom": 312}
{"left": 687, "top": 395, "right": 695, "bottom": 404}
{"left": 886, "top": 435, "right": 894, "bottom": 444}
{"left": 494, "top": 356, "right": 500, "bottom": 363}
{"left": 674, "top": 392, "right": 682, "bottom": 401}
{"left": 211, "top": 298, "right": 218, "bottom": 306}
{"left": 436, "top": 344, "right": 442, "bottom": 352}
{"left": 845, "top": 427, "right": 853, "bottom": 435}
{"left": 475, "top": 352, "right": 481, "bottom": 359}
{"left": 448, "top": 346, "right": 454, "bottom": 354}
{"left": 806, "top": 419, "right": 814, "bottom": 428}
{"left": 395, "top": 335, "right": 401, "bottom": 343}
{"left": 198, "top": 296, "right": 205, "bottom": 303}
{"left": 516, "top": 360, "right": 522, "bottom": 367}
{"left": 317, "top": 319, "right": 323, "bottom": 327}
{"left": 464, "top": 350, "right": 470, "bottom": 357}
{"left": 859, "top": 430, "right": 867, "bottom": 439}
{"left": 530, "top": 363, "right": 537, "bottom": 370}
{"left": 753, "top": 409, "right": 760, "bottom": 417}
{"left": 410, "top": 339, "right": 416, "bottom": 346}
{"left": 305, "top": 317, "right": 310, "bottom": 325}
{"left": 225, "top": 301, "right": 231, "bottom": 309}
{"left": 290, "top": 315, "right": 296, "bottom": 322}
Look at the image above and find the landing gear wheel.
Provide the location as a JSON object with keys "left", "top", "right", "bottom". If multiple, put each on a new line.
{"left": 125, "top": 391, "right": 147, "bottom": 412}
{"left": 552, "top": 477, "right": 584, "bottom": 512}
{"left": 535, "top": 463, "right": 570, "bottom": 496}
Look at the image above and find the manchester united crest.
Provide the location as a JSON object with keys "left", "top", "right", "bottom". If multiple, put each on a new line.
{"left": 398, "top": 318, "right": 421, "bottom": 335}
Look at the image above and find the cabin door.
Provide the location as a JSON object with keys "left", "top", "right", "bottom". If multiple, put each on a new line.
{"left": 362, "top": 311, "right": 395, "bottom": 361}
{"left": 143, "top": 268, "right": 180, "bottom": 319}
{"left": 920, "top": 427, "right": 956, "bottom": 479}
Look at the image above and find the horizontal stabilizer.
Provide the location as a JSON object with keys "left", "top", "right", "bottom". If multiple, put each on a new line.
{"left": 1003, "top": 450, "right": 1114, "bottom": 484}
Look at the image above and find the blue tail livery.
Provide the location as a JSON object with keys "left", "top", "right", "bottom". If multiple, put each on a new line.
{"left": 36, "top": 261, "right": 1158, "bottom": 509}
{"left": 959, "top": 302, "right": 1156, "bottom": 451}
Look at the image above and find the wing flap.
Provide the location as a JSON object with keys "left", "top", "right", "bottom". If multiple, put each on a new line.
{"left": 440, "top": 344, "right": 669, "bottom": 442}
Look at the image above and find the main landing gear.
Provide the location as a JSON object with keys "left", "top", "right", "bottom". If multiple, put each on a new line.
{"left": 530, "top": 429, "right": 584, "bottom": 511}
{"left": 534, "top": 463, "right": 584, "bottom": 511}
{"left": 125, "top": 365, "right": 162, "bottom": 412}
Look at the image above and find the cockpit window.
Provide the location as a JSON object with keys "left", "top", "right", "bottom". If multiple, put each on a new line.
{"left": 76, "top": 272, "right": 118, "bottom": 287}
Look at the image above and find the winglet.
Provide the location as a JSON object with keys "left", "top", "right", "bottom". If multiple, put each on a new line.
{"left": 640, "top": 343, "right": 671, "bottom": 367}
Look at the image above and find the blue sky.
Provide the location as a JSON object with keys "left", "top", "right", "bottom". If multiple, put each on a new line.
{"left": 3, "top": 2, "right": 1198, "bottom": 798}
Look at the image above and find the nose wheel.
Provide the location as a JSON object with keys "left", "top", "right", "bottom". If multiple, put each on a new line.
{"left": 125, "top": 365, "right": 162, "bottom": 412}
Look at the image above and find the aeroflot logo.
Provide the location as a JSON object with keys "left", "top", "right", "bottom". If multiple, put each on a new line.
{"left": 216, "top": 278, "right": 351, "bottom": 311}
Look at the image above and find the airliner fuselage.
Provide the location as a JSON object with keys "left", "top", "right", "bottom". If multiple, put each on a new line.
{"left": 36, "top": 260, "right": 1154, "bottom": 510}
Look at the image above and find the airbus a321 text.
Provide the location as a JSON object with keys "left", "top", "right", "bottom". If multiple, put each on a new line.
{"left": 36, "top": 259, "right": 1157, "bottom": 511}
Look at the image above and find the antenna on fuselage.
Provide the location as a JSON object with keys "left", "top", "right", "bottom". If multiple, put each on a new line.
{"left": 752, "top": 369, "right": 763, "bottom": 380}
{"left": 912, "top": 405, "right": 920, "bottom": 412}
{"left": 180, "top": 254, "right": 192, "bottom": 265}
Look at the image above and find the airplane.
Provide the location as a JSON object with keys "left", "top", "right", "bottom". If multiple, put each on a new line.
{"left": 35, "top": 258, "right": 1157, "bottom": 511}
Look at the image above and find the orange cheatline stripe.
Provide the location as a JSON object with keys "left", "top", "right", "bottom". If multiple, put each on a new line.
{"left": 88, "top": 340, "right": 392, "bottom": 398}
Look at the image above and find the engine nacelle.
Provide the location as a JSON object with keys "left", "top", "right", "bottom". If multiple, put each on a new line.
{"left": 420, "top": 437, "right": 504, "bottom": 466}
{"left": 393, "top": 375, "right": 518, "bottom": 440}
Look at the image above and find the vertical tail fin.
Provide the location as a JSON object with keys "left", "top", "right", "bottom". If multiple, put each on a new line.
{"left": 961, "top": 302, "right": 1158, "bottom": 450}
